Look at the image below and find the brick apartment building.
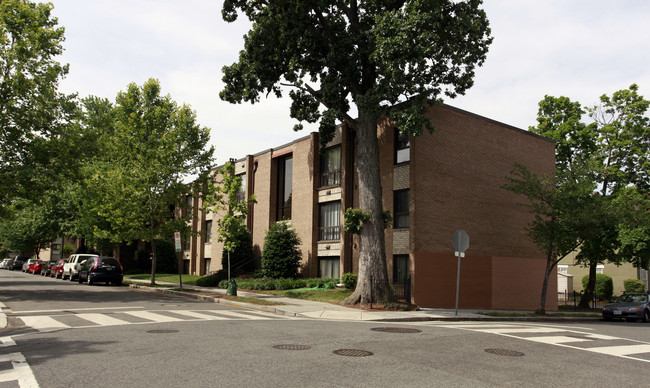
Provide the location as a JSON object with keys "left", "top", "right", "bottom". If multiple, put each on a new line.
{"left": 185, "top": 103, "right": 557, "bottom": 311}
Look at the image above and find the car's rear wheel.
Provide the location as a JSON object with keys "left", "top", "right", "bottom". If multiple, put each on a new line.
{"left": 69, "top": 271, "right": 75, "bottom": 281}
{"left": 643, "top": 310, "right": 650, "bottom": 323}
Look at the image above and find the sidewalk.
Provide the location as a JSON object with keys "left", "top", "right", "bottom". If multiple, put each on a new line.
{"left": 127, "top": 279, "right": 601, "bottom": 322}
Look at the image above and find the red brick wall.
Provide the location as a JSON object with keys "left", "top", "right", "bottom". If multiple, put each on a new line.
{"left": 290, "top": 134, "right": 317, "bottom": 275}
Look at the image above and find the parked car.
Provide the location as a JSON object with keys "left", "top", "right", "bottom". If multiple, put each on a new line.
{"left": 0, "top": 258, "right": 12, "bottom": 269}
{"left": 602, "top": 293, "right": 650, "bottom": 322}
{"left": 41, "top": 260, "right": 58, "bottom": 276}
{"left": 22, "top": 259, "right": 38, "bottom": 272}
{"left": 10, "top": 256, "right": 28, "bottom": 271}
{"left": 78, "top": 256, "right": 123, "bottom": 286}
{"left": 50, "top": 259, "right": 66, "bottom": 279}
{"left": 30, "top": 260, "right": 44, "bottom": 275}
{"left": 63, "top": 254, "right": 98, "bottom": 281}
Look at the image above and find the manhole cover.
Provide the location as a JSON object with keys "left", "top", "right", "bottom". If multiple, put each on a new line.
{"left": 333, "top": 349, "right": 374, "bottom": 357}
{"left": 147, "top": 329, "right": 180, "bottom": 334}
{"left": 484, "top": 348, "right": 524, "bottom": 357}
{"left": 371, "top": 327, "right": 422, "bottom": 334}
{"left": 273, "top": 344, "right": 312, "bottom": 350}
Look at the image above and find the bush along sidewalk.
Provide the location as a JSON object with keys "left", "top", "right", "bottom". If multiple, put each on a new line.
{"left": 215, "top": 277, "right": 341, "bottom": 291}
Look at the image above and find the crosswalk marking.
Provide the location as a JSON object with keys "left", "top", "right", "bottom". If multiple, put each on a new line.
{"left": 422, "top": 321, "right": 650, "bottom": 363}
{"left": 19, "top": 316, "right": 70, "bottom": 332}
{"left": 169, "top": 310, "right": 228, "bottom": 320}
{"left": 76, "top": 313, "right": 130, "bottom": 326}
{"left": 526, "top": 336, "right": 592, "bottom": 344}
{"left": 0, "top": 336, "right": 16, "bottom": 348}
{"left": 15, "top": 309, "right": 285, "bottom": 332}
{"left": 123, "top": 311, "right": 183, "bottom": 323}
{"left": 0, "top": 352, "right": 40, "bottom": 388}
{"left": 212, "top": 310, "right": 273, "bottom": 320}
{"left": 587, "top": 344, "right": 650, "bottom": 356}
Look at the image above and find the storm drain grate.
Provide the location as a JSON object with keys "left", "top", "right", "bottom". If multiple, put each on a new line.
{"left": 147, "top": 329, "right": 180, "bottom": 334}
{"left": 484, "top": 348, "right": 524, "bottom": 357}
{"left": 371, "top": 327, "right": 422, "bottom": 334}
{"left": 273, "top": 344, "right": 312, "bottom": 351}
{"left": 333, "top": 349, "right": 374, "bottom": 357}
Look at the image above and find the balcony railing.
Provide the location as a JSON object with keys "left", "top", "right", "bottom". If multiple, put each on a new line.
{"left": 319, "top": 169, "right": 341, "bottom": 188}
{"left": 319, "top": 225, "right": 341, "bottom": 241}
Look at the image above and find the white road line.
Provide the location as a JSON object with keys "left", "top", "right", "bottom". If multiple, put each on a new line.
{"left": 19, "top": 316, "right": 69, "bottom": 332}
{"left": 11, "top": 306, "right": 145, "bottom": 314}
{"left": 168, "top": 310, "right": 228, "bottom": 320}
{"left": 587, "top": 344, "right": 650, "bottom": 356}
{"left": 0, "top": 336, "right": 16, "bottom": 347}
{"left": 123, "top": 311, "right": 183, "bottom": 322}
{"left": 0, "top": 352, "right": 40, "bottom": 388}
{"left": 212, "top": 310, "right": 272, "bottom": 320}
{"left": 526, "top": 336, "right": 592, "bottom": 344}
{"left": 76, "top": 313, "right": 130, "bottom": 326}
{"left": 472, "top": 327, "right": 563, "bottom": 334}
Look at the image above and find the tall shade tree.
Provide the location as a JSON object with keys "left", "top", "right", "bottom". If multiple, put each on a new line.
{"left": 0, "top": 0, "right": 77, "bottom": 213}
{"left": 220, "top": 0, "right": 492, "bottom": 305}
{"left": 86, "top": 79, "right": 214, "bottom": 285}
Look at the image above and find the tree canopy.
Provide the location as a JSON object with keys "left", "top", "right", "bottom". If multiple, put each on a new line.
{"left": 220, "top": 0, "right": 492, "bottom": 305}
{"left": 0, "top": 0, "right": 77, "bottom": 212}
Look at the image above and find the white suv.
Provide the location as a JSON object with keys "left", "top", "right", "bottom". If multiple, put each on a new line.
{"left": 63, "top": 254, "right": 98, "bottom": 281}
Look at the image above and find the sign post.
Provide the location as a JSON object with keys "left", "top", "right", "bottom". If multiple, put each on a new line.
{"left": 174, "top": 232, "right": 183, "bottom": 290}
{"left": 452, "top": 230, "right": 470, "bottom": 315}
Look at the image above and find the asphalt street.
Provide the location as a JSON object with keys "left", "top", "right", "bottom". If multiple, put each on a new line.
{"left": 2, "top": 270, "right": 650, "bottom": 387}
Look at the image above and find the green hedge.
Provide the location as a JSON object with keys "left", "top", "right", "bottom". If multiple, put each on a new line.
{"left": 581, "top": 274, "right": 613, "bottom": 301}
{"left": 217, "top": 277, "right": 339, "bottom": 290}
{"left": 196, "top": 270, "right": 228, "bottom": 287}
{"left": 623, "top": 278, "right": 646, "bottom": 293}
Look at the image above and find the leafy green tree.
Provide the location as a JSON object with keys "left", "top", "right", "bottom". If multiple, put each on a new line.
{"left": 84, "top": 78, "right": 214, "bottom": 285}
{"left": 221, "top": 223, "right": 253, "bottom": 276}
{"left": 261, "top": 221, "right": 302, "bottom": 279}
{"left": 0, "top": 0, "right": 78, "bottom": 213}
{"left": 220, "top": 0, "right": 492, "bottom": 305}
{"left": 0, "top": 197, "right": 60, "bottom": 258}
{"left": 204, "top": 161, "right": 256, "bottom": 281}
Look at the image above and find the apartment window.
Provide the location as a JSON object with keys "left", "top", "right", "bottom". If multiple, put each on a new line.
{"left": 395, "top": 130, "right": 410, "bottom": 164}
{"left": 184, "top": 194, "right": 193, "bottom": 216}
{"left": 184, "top": 235, "right": 191, "bottom": 251}
{"left": 320, "top": 146, "right": 341, "bottom": 187}
{"left": 394, "top": 189, "right": 410, "bottom": 228}
{"left": 319, "top": 201, "right": 341, "bottom": 241}
{"left": 393, "top": 254, "right": 409, "bottom": 284}
{"left": 236, "top": 173, "right": 246, "bottom": 203}
{"left": 204, "top": 220, "right": 212, "bottom": 243}
{"left": 204, "top": 258, "right": 211, "bottom": 275}
{"left": 276, "top": 156, "right": 293, "bottom": 220}
{"left": 319, "top": 256, "right": 340, "bottom": 279}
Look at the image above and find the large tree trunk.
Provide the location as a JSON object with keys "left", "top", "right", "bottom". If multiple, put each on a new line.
{"left": 578, "top": 260, "right": 597, "bottom": 308}
{"left": 343, "top": 111, "right": 395, "bottom": 306}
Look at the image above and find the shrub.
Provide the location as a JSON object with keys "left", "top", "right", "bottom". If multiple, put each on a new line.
{"left": 581, "top": 274, "right": 613, "bottom": 301}
{"left": 197, "top": 270, "right": 228, "bottom": 287}
{"left": 216, "top": 277, "right": 338, "bottom": 290}
{"left": 155, "top": 240, "right": 177, "bottom": 273}
{"left": 624, "top": 278, "right": 646, "bottom": 293}
{"left": 341, "top": 273, "right": 357, "bottom": 289}
{"left": 260, "top": 221, "right": 301, "bottom": 279}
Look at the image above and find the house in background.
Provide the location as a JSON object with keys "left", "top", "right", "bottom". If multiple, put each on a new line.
{"left": 186, "top": 102, "right": 557, "bottom": 311}
{"left": 557, "top": 251, "right": 649, "bottom": 297}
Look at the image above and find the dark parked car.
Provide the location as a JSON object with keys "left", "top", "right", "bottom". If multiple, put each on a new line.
{"left": 41, "top": 260, "right": 58, "bottom": 276}
{"left": 10, "top": 256, "right": 28, "bottom": 271}
{"left": 602, "top": 293, "right": 650, "bottom": 322}
{"left": 78, "top": 256, "right": 123, "bottom": 286}
{"left": 50, "top": 259, "right": 66, "bottom": 279}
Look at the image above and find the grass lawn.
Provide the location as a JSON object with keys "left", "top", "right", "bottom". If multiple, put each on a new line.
{"left": 124, "top": 273, "right": 202, "bottom": 286}
{"left": 256, "top": 289, "right": 353, "bottom": 304}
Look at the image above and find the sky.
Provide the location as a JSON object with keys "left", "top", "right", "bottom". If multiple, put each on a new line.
{"left": 48, "top": 0, "right": 650, "bottom": 164}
